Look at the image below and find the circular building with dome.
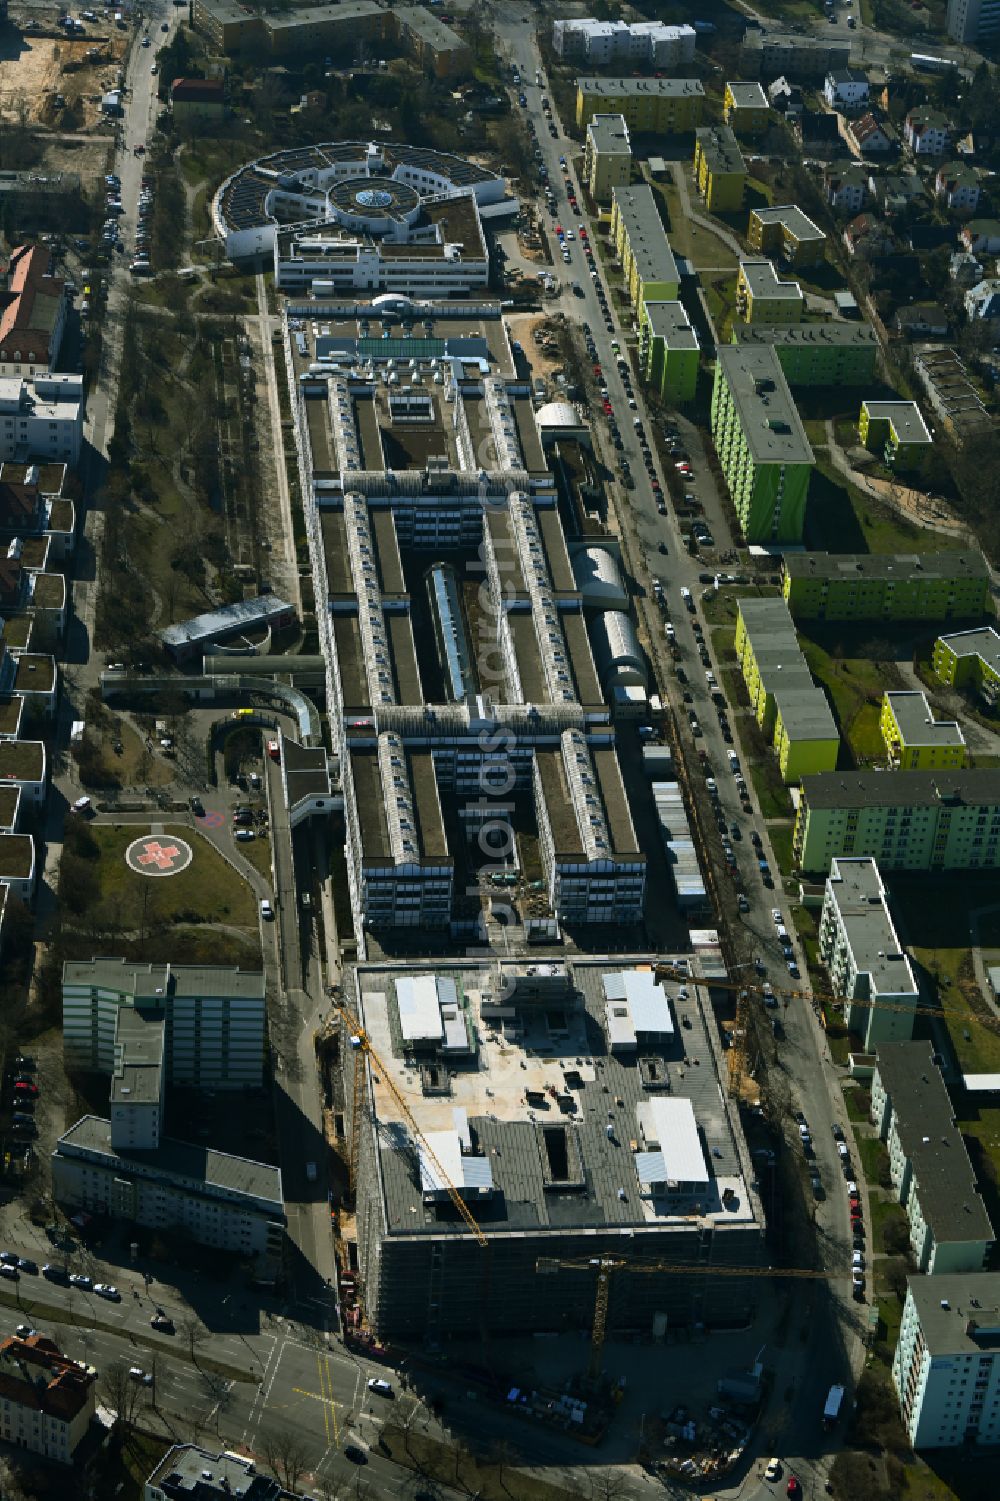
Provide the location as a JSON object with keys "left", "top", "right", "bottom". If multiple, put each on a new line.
{"left": 212, "top": 140, "right": 511, "bottom": 294}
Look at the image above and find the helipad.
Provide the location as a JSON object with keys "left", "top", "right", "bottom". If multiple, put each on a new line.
{"left": 125, "top": 834, "right": 193, "bottom": 877}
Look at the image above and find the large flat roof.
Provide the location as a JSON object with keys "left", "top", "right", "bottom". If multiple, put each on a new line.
{"left": 644, "top": 299, "right": 700, "bottom": 351}
{"left": 875, "top": 1042, "right": 992, "bottom": 1247}
{"left": 862, "top": 399, "right": 933, "bottom": 445}
{"left": 56, "top": 1115, "right": 283, "bottom": 1213}
{"left": 885, "top": 691, "right": 964, "bottom": 749}
{"left": 752, "top": 204, "right": 826, "bottom": 244}
{"left": 907, "top": 1271, "right": 1000, "bottom": 1354}
{"left": 803, "top": 769, "right": 1000, "bottom": 810}
{"left": 695, "top": 125, "right": 746, "bottom": 176}
{"left": 612, "top": 186, "right": 679, "bottom": 289}
{"left": 715, "top": 345, "right": 815, "bottom": 467}
{"left": 786, "top": 549, "right": 986, "bottom": 582}
{"left": 727, "top": 81, "right": 769, "bottom": 109}
{"left": 62, "top": 959, "right": 265, "bottom": 1000}
{"left": 826, "top": 856, "right": 918, "bottom": 998}
{"left": 738, "top": 257, "right": 804, "bottom": 304}
{"left": 937, "top": 626, "right": 1000, "bottom": 671}
{"left": 578, "top": 77, "right": 706, "bottom": 101}
{"left": 355, "top": 958, "right": 760, "bottom": 1240}
{"left": 587, "top": 113, "right": 631, "bottom": 155}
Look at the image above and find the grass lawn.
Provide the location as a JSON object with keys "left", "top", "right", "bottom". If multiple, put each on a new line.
{"left": 889, "top": 876, "right": 1000, "bottom": 1074}
{"left": 856, "top": 1133, "right": 889, "bottom": 1189}
{"left": 843, "top": 1085, "right": 871, "bottom": 1122}
{"left": 768, "top": 821, "right": 795, "bottom": 876}
{"left": 749, "top": 759, "right": 793, "bottom": 820}
{"left": 701, "top": 584, "right": 780, "bottom": 628}
{"left": 806, "top": 462, "right": 968, "bottom": 556}
{"left": 870, "top": 1195, "right": 908, "bottom": 1250}
{"left": 798, "top": 631, "right": 903, "bottom": 766}
{"left": 238, "top": 830, "right": 273, "bottom": 883}
{"left": 702, "top": 273, "right": 738, "bottom": 341}
{"left": 88, "top": 824, "right": 257, "bottom": 931}
{"left": 652, "top": 179, "right": 738, "bottom": 269}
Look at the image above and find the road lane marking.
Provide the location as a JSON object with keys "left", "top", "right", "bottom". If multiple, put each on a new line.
{"left": 293, "top": 1377, "right": 342, "bottom": 1447}
{"left": 315, "top": 1353, "right": 330, "bottom": 1446}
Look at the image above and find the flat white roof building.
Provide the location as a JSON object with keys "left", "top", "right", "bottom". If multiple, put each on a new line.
{"left": 0, "top": 374, "right": 82, "bottom": 466}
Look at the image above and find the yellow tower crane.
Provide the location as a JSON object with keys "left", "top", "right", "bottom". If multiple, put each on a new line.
{"left": 331, "top": 1000, "right": 488, "bottom": 1247}
{"left": 537, "top": 1255, "right": 848, "bottom": 1386}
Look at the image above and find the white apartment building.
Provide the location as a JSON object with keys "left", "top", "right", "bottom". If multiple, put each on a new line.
{"left": 62, "top": 958, "right": 266, "bottom": 1088}
{"left": 894, "top": 1273, "right": 1000, "bottom": 1447}
{"left": 0, "top": 375, "right": 82, "bottom": 466}
{"left": 818, "top": 856, "right": 919, "bottom": 1049}
{"left": 0, "top": 1335, "right": 95, "bottom": 1464}
{"left": 871, "top": 1043, "right": 993, "bottom": 1275}
{"left": 552, "top": 18, "right": 696, "bottom": 68}
{"left": 823, "top": 68, "right": 870, "bottom": 110}
{"left": 52, "top": 1114, "right": 285, "bottom": 1276}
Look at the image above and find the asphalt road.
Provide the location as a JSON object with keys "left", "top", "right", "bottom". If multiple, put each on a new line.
{"left": 490, "top": 10, "right": 865, "bottom": 1494}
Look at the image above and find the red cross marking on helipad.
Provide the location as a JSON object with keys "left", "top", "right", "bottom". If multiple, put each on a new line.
{"left": 136, "top": 841, "right": 182, "bottom": 870}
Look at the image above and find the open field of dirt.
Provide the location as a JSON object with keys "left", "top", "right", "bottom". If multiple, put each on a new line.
{"left": 0, "top": 28, "right": 127, "bottom": 128}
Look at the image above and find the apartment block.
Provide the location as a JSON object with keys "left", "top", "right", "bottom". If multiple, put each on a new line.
{"left": 934, "top": 626, "right": 1000, "bottom": 705}
{"left": 575, "top": 77, "right": 705, "bottom": 134}
{"left": 736, "top": 258, "right": 803, "bottom": 324}
{"left": 723, "top": 81, "right": 770, "bottom": 135}
{"left": 872, "top": 1042, "right": 993, "bottom": 1274}
{"left": 584, "top": 115, "right": 631, "bottom": 204}
{"left": 638, "top": 300, "right": 699, "bottom": 405}
{"left": 732, "top": 321, "right": 877, "bottom": 387}
{"left": 144, "top": 1444, "right": 298, "bottom": 1500}
{"left": 553, "top": 19, "right": 696, "bottom": 68}
{"left": 0, "top": 374, "right": 82, "bottom": 466}
{"left": 794, "top": 769, "right": 1000, "bottom": 875}
{"left": 747, "top": 205, "right": 827, "bottom": 267}
{"left": 880, "top": 691, "right": 966, "bottom": 771}
{"left": 62, "top": 958, "right": 266, "bottom": 1088}
{"left": 819, "top": 857, "right": 918, "bottom": 1048}
{"left": 946, "top": 0, "right": 1000, "bottom": 43}
{"left": 693, "top": 126, "right": 747, "bottom": 213}
{"left": 784, "top": 550, "right": 989, "bottom": 623}
{"left": 741, "top": 29, "right": 850, "bottom": 79}
{"left": 859, "top": 399, "right": 933, "bottom": 468}
{"left": 53, "top": 1114, "right": 285, "bottom": 1276}
{"left": 710, "top": 345, "right": 815, "bottom": 544}
{"left": 0, "top": 1335, "right": 94, "bottom": 1464}
{"left": 735, "top": 597, "right": 839, "bottom": 782}
{"left": 894, "top": 1273, "right": 1000, "bottom": 1447}
{"left": 610, "top": 185, "right": 679, "bottom": 316}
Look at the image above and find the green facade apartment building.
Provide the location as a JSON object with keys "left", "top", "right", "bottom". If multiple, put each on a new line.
{"left": 794, "top": 769, "right": 1000, "bottom": 875}
{"left": 731, "top": 322, "right": 878, "bottom": 388}
{"left": 933, "top": 626, "right": 1000, "bottom": 707}
{"left": 735, "top": 597, "right": 839, "bottom": 782}
{"left": 784, "top": 550, "right": 989, "bottom": 622}
{"left": 711, "top": 345, "right": 815, "bottom": 543}
{"left": 638, "top": 300, "right": 700, "bottom": 404}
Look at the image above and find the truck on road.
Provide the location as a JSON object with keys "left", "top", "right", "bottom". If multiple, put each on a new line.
{"left": 823, "top": 1383, "right": 845, "bottom": 1428}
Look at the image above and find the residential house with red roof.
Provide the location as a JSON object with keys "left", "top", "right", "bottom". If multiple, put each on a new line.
{"left": 0, "top": 246, "right": 67, "bottom": 379}
{"left": 0, "top": 1334, "right": 95, "bottom": 1462}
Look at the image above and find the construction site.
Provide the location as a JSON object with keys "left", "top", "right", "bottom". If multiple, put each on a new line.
{"left": 0, "top": 8, "right": 128, "bottom": 128}
{"left": 320, "top": 954, "right": 766, "bottom": 1349}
